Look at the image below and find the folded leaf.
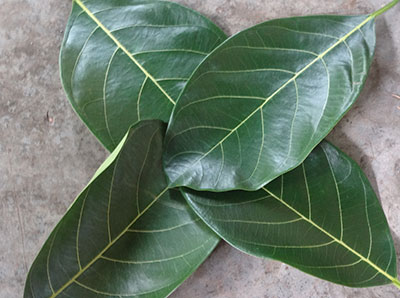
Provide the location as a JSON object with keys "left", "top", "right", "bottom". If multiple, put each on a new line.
{"left": 164, "top": 14, "right": 376, "bottom": 191}
{"left": 183, "top": 141, "right": 399, "bottom": 287}
{"left": 25, "top": 121, "right": 219, "bottom": 298}
{"left": 61, "top": 0, "right": 227, "bottom": 151}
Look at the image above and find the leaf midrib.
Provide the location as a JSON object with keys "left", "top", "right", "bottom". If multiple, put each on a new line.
{"left": 262, "top": 187, "right": 399, "bottom": 286}
{"left": 74, "top": 0, "right": 176, "bottom": 105}
{"left": 172, "top": 13, "right": 376, "bottom": 186}
{"left": 49, "top": 186, "right": 169, "bottom": 297}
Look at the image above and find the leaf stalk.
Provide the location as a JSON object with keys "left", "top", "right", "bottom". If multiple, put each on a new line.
{"left": 393, "top": 278, "right": 400, "bottom": 290}
{"left": 371, "top": 0, "right": 399, "bottom": 17}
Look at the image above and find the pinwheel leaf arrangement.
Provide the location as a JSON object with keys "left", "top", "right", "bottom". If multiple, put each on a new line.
{"left": 25, "top": 0, "right": 400, "bottom": 297}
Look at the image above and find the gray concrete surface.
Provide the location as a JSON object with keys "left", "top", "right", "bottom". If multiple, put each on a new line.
{"left": 0, "top": 0, "right": 399, "bottom": 297}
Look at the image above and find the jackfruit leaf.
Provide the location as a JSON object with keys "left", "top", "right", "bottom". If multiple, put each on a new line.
{"left": 25, "top": 120, "right": 219, "bottom": 298}
{"left": 61, "top": 0, "right": 227, "bottom": 151}
{"left": 164, "top": 14, "right": 377, "bottom": 191}
{"left": 183, "top": 141, "right": 400, "bottom": 288}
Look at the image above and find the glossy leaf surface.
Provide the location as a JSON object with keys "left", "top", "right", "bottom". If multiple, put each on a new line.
{"left": 184, "top": 141, "right": 399, "bottom": 287}
{"left": 61, "top": 0, "right": 227, "bottom": 151}
{"left": 164, "top": 14, "right": 376, "bottom": 191}
{"left": 25, "top": 121, "right": 219, "bottom": 298}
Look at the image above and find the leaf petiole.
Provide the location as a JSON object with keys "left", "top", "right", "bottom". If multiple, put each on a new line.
{"left": 394, "top": 278, "right": 400, "bottom": 290}
{"left": 371, "top": 0, "right": 399, "bottom": 18}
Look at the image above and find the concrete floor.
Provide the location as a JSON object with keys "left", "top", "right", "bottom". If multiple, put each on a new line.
{"left": 0, "top": 0, "right": 399, "bottom": 297}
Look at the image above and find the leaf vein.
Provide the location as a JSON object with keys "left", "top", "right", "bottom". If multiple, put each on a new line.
{"left": 76, "top": 187, "right": 90, "bottom": 269}
{"left": 75, "top": 0, "right": 176, "bottom": 105}
{"left": 171, "top": 14, "right": 376, "bottom": 188}
{"left": 262, "top": 186, "right": 398, "bottom": 285}
{"left": 127, "top": 219, "right": 200, "bottom": 233}
{"left": 103, "top": 47, "right": 120, "bottom": 148}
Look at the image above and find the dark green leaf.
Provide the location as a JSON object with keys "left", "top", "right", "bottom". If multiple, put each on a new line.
{"left": 164, "top": 14, "right": 376, "bottom": 191}
{"left": 25, "top": 121, "right": 219, "bottom": 298}
{"left": 60, "top": 0, "right": 227, "bottom": 151}
{"left": 183, "top": 141, "right": 399, "bottom": 287}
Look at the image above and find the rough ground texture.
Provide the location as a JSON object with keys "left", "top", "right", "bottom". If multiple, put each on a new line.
{"left": 0, "top": 0, "right": 399, "bottom": 297}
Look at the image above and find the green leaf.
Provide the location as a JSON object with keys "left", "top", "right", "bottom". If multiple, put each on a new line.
{"left": 60, "top": 0, "right": 227, "bottom": 151}
{"left": 164, "top": 14, "right": 377, "bottom": 191}
{"left": 24, "top": 121, "right": 219, "bottom": 298}
{"left": 183, "top": 141, "right": 400, "bottom": 288}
